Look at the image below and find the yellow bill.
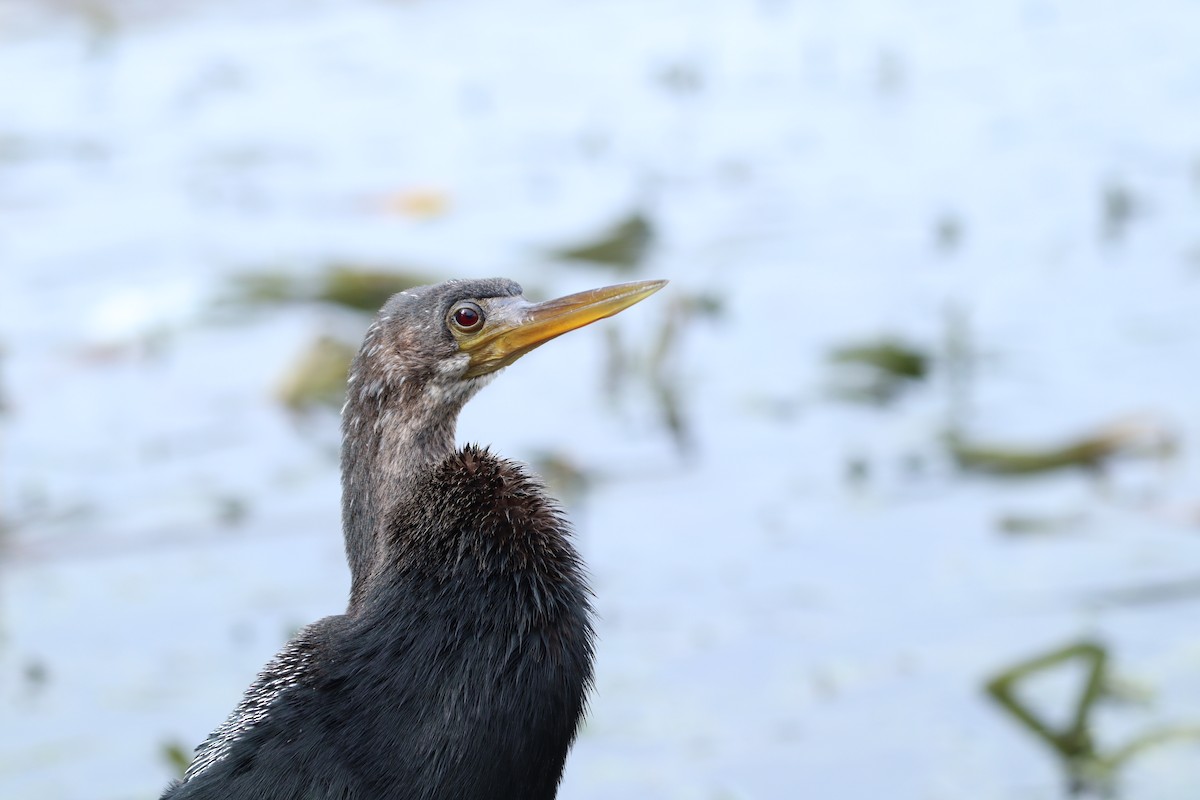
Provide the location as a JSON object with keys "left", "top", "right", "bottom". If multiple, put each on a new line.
{"left": 458, "top": 280, "right": 667, "bottom": 377}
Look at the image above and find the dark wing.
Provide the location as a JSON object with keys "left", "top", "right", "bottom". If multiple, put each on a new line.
{"left": 161, "top": 616, "right": 350, "bottom": 799}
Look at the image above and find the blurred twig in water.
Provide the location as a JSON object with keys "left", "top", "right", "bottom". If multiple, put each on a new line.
{"left": 986, "top": 640, "right": 1200, "bottom": 796}
{"left": 948, "top": 417, "right": 1176, "bottom": 477}
{"left": 650, "top": 292, "right": 723, "bottom": 455}
{"left": 996, "top": 511, "right": 1088, "bottom": 537}
{"left": 603, "top": 290, "right": 720, "bottom": 455}
{"left": 942, "top": 304, "right": 974, "bottom": 432}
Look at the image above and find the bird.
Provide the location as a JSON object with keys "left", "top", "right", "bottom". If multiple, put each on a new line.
{"left": 160, "top": 277, "right": 666, "bottom": 800}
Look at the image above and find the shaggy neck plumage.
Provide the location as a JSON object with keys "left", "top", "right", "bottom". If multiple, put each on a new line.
{"left": 339, "top": 349, "right": 481, "bottom": 611}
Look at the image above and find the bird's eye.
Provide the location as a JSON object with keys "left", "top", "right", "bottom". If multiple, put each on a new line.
{"left": 450, "top": 302, "right": 485, "bottom": 333}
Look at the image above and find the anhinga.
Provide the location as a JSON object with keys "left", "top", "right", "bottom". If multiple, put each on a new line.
{"left": 160, "top": 278, "right": 666, "bottom": 800}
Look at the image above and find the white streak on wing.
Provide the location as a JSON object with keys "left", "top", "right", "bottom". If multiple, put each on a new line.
{"left": 181, "top": 632, "right": 316, "bottom": 782}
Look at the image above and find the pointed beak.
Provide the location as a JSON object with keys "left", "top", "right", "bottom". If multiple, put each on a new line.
{"left": 461, "top": 279, "right": 668, "bottom": 377}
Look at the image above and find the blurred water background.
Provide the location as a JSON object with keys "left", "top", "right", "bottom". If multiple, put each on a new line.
{"left": 3, "top": 1, "right": 1200, "bottom": 798}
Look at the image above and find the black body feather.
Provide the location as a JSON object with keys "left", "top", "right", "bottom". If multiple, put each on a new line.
{"left": 162, "top": 448, "right": 594, "bottom": 800}
{"left": 158, "top": 278, "right": 630, "bottom": 800}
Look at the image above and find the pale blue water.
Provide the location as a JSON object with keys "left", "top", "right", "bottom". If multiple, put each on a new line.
{"left": 3, "top": 1, "right": 1200, "bottom": 798}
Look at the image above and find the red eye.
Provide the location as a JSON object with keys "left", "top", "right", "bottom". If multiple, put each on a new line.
{"left": 451, "top": 303, "right": 484, "bottom": 331}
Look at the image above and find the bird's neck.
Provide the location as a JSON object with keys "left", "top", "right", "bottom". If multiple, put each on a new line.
{"left": 339, "top": 376, "right": 463, "bottom": 610}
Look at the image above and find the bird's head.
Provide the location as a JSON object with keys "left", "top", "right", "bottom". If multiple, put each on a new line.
{"left": 339, "top": 276, "right": 665, "bottom": 602}
{"left": 349, "top": 277, "right": 667, "bottom": 414}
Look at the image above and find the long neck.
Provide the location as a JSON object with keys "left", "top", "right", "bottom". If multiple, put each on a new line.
{"left": 340, "top": 367, "right": 462, "bottom": 611}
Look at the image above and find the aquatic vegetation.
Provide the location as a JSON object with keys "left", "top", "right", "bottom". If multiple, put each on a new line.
{"left": 161, "top": 741, "right": 190, "bottom": 778}
{"left": 224, "top": 265, "right": 439, "bottom": 312}
{"left": 986, "top": 640, "right": 1200, "bottom": 795}
{"left": 276, "top": 336, "right": 357, "bottom": 412}
{"left": 830, "top": 339, "right": 928, "bottom": 380}
{"left": 550, "top": 211, "right": 655, "bottom": 270}
{"left": 316, "top": 267, "right": 438, "bottom": 312}
{"left": 827, "top": 337, "right": 930, "bottom": 405}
